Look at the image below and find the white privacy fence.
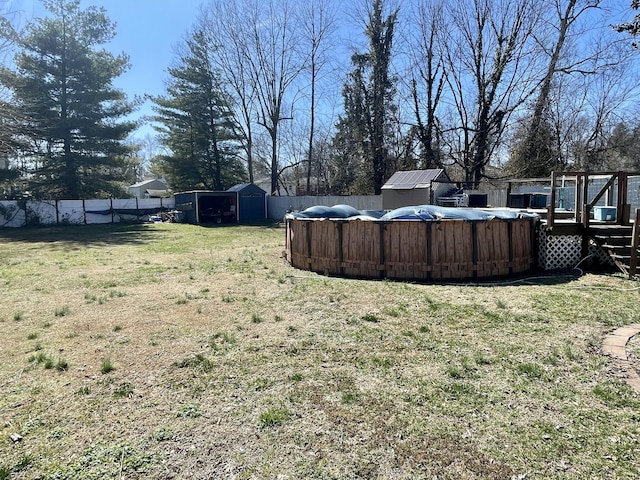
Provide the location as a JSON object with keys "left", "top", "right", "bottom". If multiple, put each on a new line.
{"left": 0, "top": 198, "right": 175, "bottom": 227}
{"left": 2, "top": 196, "right": 376, "bottom": 227}
{"left": 266, "top": 195, "right": 383, "bottom": 220}
{"left": 3, "top": 177, "right": 638, "bottom": 227}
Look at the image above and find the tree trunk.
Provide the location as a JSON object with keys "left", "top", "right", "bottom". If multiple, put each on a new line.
{"left": 270, "top": 124, "right": 279, "bottom": 195}
{"left": 306, "top": 58, "right": 316, "bottom": 195}
{"left": 523, "top": 0, "right": 578, "bottom": 175}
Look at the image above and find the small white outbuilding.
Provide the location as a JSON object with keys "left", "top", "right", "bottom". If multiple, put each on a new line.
{"left": 128, "top": 179, "right": 168, "bottom": 199}
{"left": 381, "top": 169, "right": 454, "bottom": 210}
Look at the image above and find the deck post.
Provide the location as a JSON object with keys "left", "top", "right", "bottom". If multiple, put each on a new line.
{"left": 548, "top": 171, "right": 556, "bottom": 229}
{"left": 616, "top": 171, "right": 629, "bottom": 226}
{"left": 575, "top": 174, "right": 582, "bottom": 225}
{"left": 582, "top": 173, "right": 590, "bottom": 229}
{"left": 580, "top": 173, "right": 591, "bottom": 261}
{"left": 630, "top": 209, "right": 640, "bottom": 278}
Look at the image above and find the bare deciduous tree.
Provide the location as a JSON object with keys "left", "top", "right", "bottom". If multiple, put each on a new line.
{"left": 203, "top": 0, "right": 306, "bottom": 195}
{"left": 439, "top": 0, "right": 540, "bottom": 188}
{"left": 407, "top": 0, "right": 446, "bottom": 169}
{"left": 201, "top": 1, "right": 258, "bottom": 184}
{"left": 514, "top": 0, "right": 607, "bottom": 176}
{"left": 299, "top": 0, "right": 337, "bottom": 194}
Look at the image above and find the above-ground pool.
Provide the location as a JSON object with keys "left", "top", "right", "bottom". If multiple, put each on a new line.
{"left": 285, "top": 205, "right": 539, "bottom": 281}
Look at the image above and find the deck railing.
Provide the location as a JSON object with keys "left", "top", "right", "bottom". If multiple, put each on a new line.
{"left": 547, "top": 171, "right": 639, "bottom": 229}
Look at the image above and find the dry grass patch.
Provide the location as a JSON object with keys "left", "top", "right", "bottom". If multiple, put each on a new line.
{"left": 0, "top": 223, "right": 639, "bottom": 479}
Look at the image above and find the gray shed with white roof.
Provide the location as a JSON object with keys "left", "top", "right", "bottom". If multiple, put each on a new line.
{"left": 381, "top": 169, "right": 453, "bottom": 210}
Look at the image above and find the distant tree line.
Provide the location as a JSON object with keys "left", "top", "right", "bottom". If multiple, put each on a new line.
{"left": 0, "top": 0, "right": 639, "bottom": 199}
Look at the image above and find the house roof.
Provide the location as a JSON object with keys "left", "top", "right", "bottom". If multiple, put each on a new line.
{"left": 129, "top": 178, "right": 166, "bottom": 189}
{"left": 146, "top": 189, "right": 170, "bottom": 198}
{"left": 381, "top": 169, "right": 449, "bottom": 190}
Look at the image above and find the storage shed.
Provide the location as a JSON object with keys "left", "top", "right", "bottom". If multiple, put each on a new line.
{"left": 382, "top": 169, "right": 453, "bottom": 210}
{"left": 226, "top": 183, "right": 267, "bottom": 223}
{"left": 174, "top": 183, "right": 266, "bottom": 225}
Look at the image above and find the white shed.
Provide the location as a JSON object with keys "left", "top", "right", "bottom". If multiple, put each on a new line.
{"left": 128, "top": 179, "right": 168, "bottom": 199}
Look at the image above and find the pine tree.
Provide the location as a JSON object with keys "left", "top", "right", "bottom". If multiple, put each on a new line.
{"left": 0, "top": 0, "right": 135, "bottom": 199}
{"left": 506, "top": 115, "right": 561, "bottom": 178}
{"left": 616, "top": 1, "right": 640, "bottom": 47}
{"left": 151, "top": 29, "right": 246, "bottom": 192}
{"left": 329, "top": 59, "right": 372, "bottom": 195}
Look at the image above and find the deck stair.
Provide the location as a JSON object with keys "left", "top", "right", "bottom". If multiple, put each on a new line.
{"left": 590, "top": 219, "right": 639, "bottom": 278}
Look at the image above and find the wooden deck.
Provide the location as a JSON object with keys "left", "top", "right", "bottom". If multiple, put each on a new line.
{"left": 543, "top": 171, "right": 640, "bottom": 277}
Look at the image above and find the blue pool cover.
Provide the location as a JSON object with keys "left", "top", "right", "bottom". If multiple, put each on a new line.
{"left": 287, "top": 205, "right": 538, "bottom": 221}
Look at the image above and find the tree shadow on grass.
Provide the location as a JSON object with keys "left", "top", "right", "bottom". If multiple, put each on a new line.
{"left": 0, "top": 223, "right": 163, "bottom": 248}
{"left": 307, "top": 269, "right": 597, "bottom": 287}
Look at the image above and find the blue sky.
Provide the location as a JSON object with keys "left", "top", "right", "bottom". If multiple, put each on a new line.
{"left": 8, "top": 0, "right": 635, "bottom": 146}
{"left": 8, "top": 0, "right": 206, "bottom": 139}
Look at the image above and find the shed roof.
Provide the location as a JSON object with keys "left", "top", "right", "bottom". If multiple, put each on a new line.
{"left": 228, "top": 183, "right": 255, "bottom": 192}
{"left": 381, "top": 169, "right": 449, "bottom": 190}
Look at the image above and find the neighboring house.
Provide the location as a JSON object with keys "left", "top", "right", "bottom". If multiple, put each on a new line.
{"left": 253, "top": 177, "right": 296, "bottom": 196}
{"left": 128, "top": 179, "right": 168, "bottom": 199}
{"left": 381, "top": 169, "right": 454, "bottom": 210}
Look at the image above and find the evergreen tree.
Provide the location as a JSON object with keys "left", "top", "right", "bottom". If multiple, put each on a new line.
{"left": 329, "top": 59, "right": 372, "bottom": 195}
{"left": 1, "top": 3, "right": 20, "bottom": 192}
{"left": 330, "top": 0, "right": 398, "bottom": 195}
{"left": 616, "top": 1, "right": 640, "bottom": 47}
{"left": 151, "top": 30, "right": 246, "bottom": 192}
{"left": 0, "top": 0, "right": 135, "bottom": 199}
{"left": 506, "top": 114, "right": 561, "bottom": 178}
{"left": 604, "top": 122, "right": 640, "bottom": 170}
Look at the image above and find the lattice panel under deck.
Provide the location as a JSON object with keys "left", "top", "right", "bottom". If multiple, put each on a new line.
{"left": 539, "top": 229, "right": 582, "bottom": 270}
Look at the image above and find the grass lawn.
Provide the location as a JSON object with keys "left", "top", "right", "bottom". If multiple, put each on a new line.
{"left": 0, "top": 222, "right": 639, "bottom": 479}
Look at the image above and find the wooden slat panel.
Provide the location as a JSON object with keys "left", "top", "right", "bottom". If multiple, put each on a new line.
{"left": 384, "top": 221, "right": 429, "bottom": 280}
{"left": 495, "top": 221, "right": 510, "bottom": 276}
{"left": 431, "top": 222, "right": 447, "bottom": 279}
{"left": 476, "top": 221, "right": 492, "bottom": 277}
{"left": 512, "top": 219, "right": 533, "bottom": 273}
{"left": 342, "top": 221, "right": 381, "bottom": 277}
{"left": 309, "top": 220, "right": 340, "bottom": 274}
